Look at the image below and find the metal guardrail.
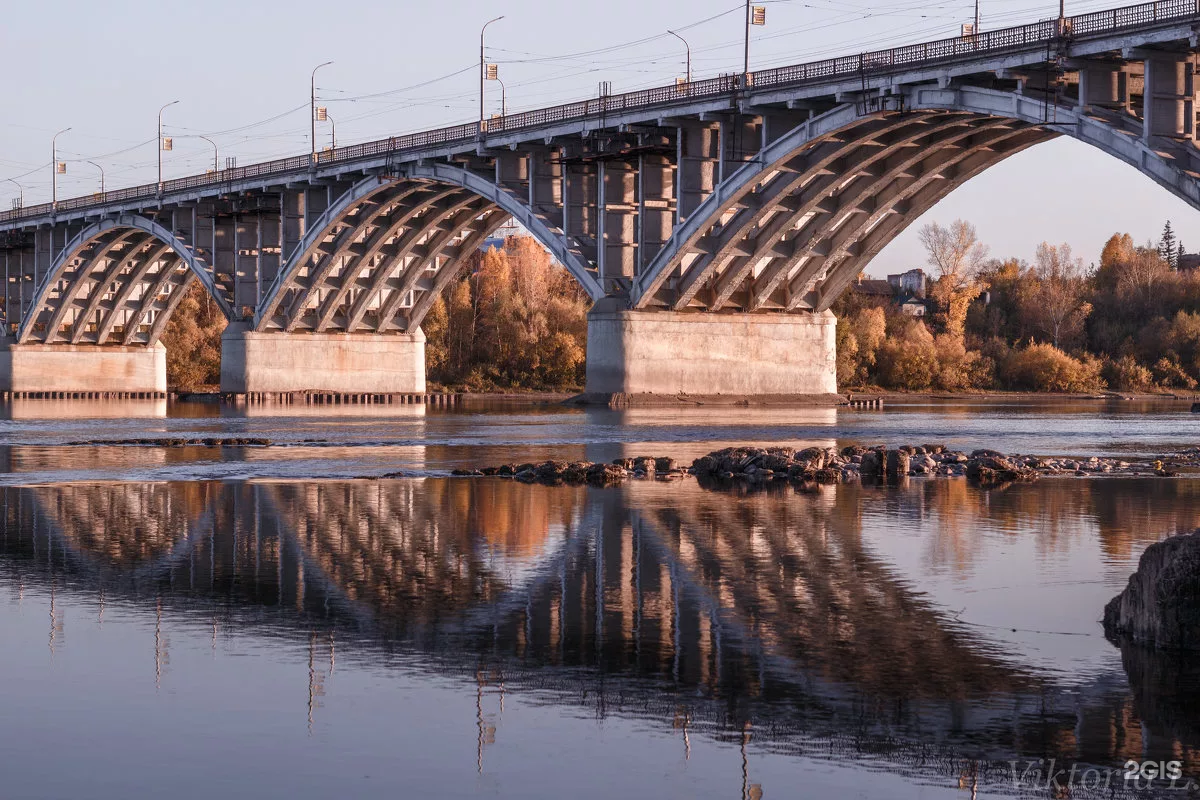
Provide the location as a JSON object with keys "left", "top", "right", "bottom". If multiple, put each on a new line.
{"left": 2, "top": 0, "right": 1195, "bottom": 227}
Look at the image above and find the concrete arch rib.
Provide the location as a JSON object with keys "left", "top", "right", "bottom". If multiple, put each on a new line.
{"left": 17, "top": 214, "right": 230, "bottom": 345}
{"left": 634, "top": 86, "right": 1200, "bottom": 313}
{"left": 909, "top": 85, "right": 1200, "bottom": 211}
{"left": 402, "top": 162, "right": 605, "bottom": 302}
{"left": 631, "top": 102, "right": 870, "bottom": 309}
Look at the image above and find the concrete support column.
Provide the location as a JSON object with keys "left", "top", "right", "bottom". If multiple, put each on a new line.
{"left": 0, "top": 339, "right": 166, "bottom": 394}
{"left": 584, "top": 300, "right": 837, "bottom": 398}
{"left": 219, "top": 323, "right": 426, "bottom": 394}
{"left": 601, "top": 160, "right": 637, "bottom": 286}
{"left": 1143, "top": 56, "right": 1196, "bottom": 140}
{"left": 676, "top": 123, "right": 719, "bottom": 222}
{"left": 637, "top": 154, "right": 674, "bottom": 272}
{"left": 528, "top": 149, "right": 564, "bottom": 228}
{"left": 1078, "top": 64, "right": 1130, "bottom": 111}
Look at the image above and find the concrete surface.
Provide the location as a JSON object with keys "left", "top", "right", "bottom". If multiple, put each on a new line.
{"left": 220, "top": 325, "right": 426, "bottom": 394}
{"left": 585, "top": 304, "right": 837, "bottom": 396}
{"left": 0, "top": 339, "right": 167, "bottom": 394}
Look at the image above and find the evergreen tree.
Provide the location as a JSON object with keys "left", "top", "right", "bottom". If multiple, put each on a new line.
{"left": 1159, "top": 220, "right": 1177, "bottom": 267}
{"left": 1178, "top": 240, "right": 1187, "bottom": 268}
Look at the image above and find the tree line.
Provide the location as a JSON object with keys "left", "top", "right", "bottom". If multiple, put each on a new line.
{"left": 160, "top": 235, "right": 590, "bottom": 392}
{"left": 836, "top": 219, "right": 1200, "bottom": 393}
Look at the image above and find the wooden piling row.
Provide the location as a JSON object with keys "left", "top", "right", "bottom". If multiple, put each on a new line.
{"left": 1, "top": 390, "right": 167, "bottom": 401}
{"left": 846, "top": 398, "right": 883, "bottom": 409}
{"left": 218, "top": 391, "right": 464, "bottom": 407}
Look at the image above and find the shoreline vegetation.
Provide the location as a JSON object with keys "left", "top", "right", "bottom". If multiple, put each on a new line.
{"left": 161, "top": 220, "right": 1200, "bottom": 397}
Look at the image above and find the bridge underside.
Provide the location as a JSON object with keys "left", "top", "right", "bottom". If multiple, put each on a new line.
{"left": 5, "top": 14, "right": 1200, "bottom": 399}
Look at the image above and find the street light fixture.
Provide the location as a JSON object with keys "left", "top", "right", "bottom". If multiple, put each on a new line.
{"left": 325, "top": 112, "right": 337, "bottom": 151}
{"left": 480, "top": 16, "right": 505, "bottom": 133}
{"left": 311, "top": 61, "right": 333, "bottom": 164}
{"left": 51, "top": 127, "right": 71, "bottom": 209}
{"left": 158, "top": 100, "right": 180, "bottom": 191}
{"left": 667, "top": 29, "right": 692, "bottom": 85}
{"left": 86, "top": 160, "right": 104, "bottom": 196}
{"left": 5, "top": 178, "right": 23, "bottom": 210}
{"left": 198, "top": 135, "right": 219, "bottom": 173}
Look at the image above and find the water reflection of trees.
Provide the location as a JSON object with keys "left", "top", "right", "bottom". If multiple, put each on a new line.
{"left": 2, "top": 478, "right": 1199, "bottom": 790}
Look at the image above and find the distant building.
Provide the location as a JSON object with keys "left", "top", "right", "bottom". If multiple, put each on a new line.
{"left": 887, "top": 268, "right": 927, "bottom": 298}
{"left": 900, "top": 297, "right": 927, "bottom": 316}
{"left": 850, "top": 278, "right": 894, "bottom": 298}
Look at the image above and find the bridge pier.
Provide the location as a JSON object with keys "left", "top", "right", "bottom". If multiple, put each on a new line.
{"left": 583, "top": 300, "right": 837, "bottom": 400}
{"left": 0, "top": 338, "right": 166, "bottom": 397}
{"left": 219, "top": 324, "right": 426, "bottom": 395}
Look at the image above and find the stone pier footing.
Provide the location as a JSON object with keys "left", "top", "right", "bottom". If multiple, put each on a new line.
{"left": 219, "top": 324, "right": 426, "bottom": 395}
{"left": 0, "top": 338, "right": 167, "bottom": 397}
{"left": 584, "top": 301, "right": 838, "bottom": 400}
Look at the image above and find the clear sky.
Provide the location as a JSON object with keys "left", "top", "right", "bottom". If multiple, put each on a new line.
{"left": 2, "top": 0, "right": 1195, "bottom": 274}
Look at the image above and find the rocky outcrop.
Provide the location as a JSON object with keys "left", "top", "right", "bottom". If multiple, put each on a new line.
{"left": 1103, "top": 530, "right": 1200, "bottom": 650}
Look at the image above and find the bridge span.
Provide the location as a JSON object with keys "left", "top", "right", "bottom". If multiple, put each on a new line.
{"left": 3, "top": 0, "right": 1200, "bottom": 400}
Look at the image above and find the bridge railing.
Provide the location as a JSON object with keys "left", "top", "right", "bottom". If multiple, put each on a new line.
{"left": 2, "top": 0, "right": 1196, "bottom": 227}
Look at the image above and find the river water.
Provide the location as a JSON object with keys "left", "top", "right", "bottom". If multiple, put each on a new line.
{"left": 3, "top": 397, "right": 1200, "bottom": 799}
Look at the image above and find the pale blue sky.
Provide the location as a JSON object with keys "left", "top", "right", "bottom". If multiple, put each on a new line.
{"left": 2, "top": 0, "right": 1195, "bottom": 273}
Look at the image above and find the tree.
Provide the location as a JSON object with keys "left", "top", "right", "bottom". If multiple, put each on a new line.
{"left": 1117, "top": 247, "right": 1171, "bottom": 306}
{"left": 1017, "top": 242, "right": 1092, "bottom": 349}
{"left": 160, "top": 282, "right": 226, "bottom": 390}
{"left": 1160, "top": 220, "right": 1177, "bottom": 267}
{"left": 918, "top": 219, "right": 988, "bottom": 339}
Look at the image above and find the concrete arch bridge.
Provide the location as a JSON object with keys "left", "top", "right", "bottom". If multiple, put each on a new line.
{"left": 3, "top": 0, "right": 1200, "bottom": 399}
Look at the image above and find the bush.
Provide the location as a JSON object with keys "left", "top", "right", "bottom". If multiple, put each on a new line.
{"left": 876, "top": 320, "right": 938, "bottom": 390}
{"left": 1102, "top": 354, "right": 1154, "bottom": 391}
{"left": 1151, "top": 356, "right": 1197, "bottom": 389}
{"left": 1000, "top": 343, "right": 1105, "bottom": 392}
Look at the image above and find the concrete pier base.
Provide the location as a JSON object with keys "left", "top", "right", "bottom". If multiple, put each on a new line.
{"left": 0, "top": 339, "right": 167, "bottom": 396}
{"left": 584, "top": 304, "right": 838, "bottom": 399}
{"left": 219, "top": 325, "right": 426, "bottom": 394}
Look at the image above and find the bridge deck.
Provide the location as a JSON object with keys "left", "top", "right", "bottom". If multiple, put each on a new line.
{"left": 2, "top": 0, "right": 1196, "bottom": 230}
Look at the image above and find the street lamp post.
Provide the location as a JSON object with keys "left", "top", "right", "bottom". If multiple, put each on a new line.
{"left": 326, "top": 113, "right": 337, "bottom": 150}
{"left": 4, "top": 178, "right": 22, "bottom": 210}
{"left": 667, "top": 29, "right": 692, "bottom": 84}
{"left": 158, "top": 100, "right": 179, "bottom": 191}
{"left": 311, "top": 61, "right": 333, "bottom": 164}
{"left": 480, "top": 16, "right": 505, "bottom": 134}
{"left": 86, "top": 160, "right": 104, "bottom": 196}
{"left": 51, "top": 127, "right": 71, "bottom": 209}
{"left": 198, "top": 135, "right": 218, "bottom": 173}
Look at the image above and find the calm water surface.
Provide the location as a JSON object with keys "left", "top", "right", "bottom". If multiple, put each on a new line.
{"left": 3, "top": 397, "right": 1200, "bottom": 799}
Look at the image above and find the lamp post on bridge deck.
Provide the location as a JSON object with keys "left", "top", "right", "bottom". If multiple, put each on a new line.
{"left": 311, "top": 61, "right": 333, "bottom": 164}
{"left": 51, "top": 127, "right": 71, "bottom": 210}
{"left": 198, "top": 135, "right": 218, "bottom": 173}
{"left": 667, "top": 29, "right": 692, "bottom": 86}
{"left": 157, "top": 101, "right": 179, "bottom": 192}
{"left": 480, "top": 16, "right": 505, "bottom": 134}
{"left": 86, "top": 160, "right": 104, "bottom": 196}
{"left": 5, "top": 178, "right": 23, "bottom": 210}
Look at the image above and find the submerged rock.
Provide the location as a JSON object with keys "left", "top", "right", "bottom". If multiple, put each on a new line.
{"left": 1104, "top": 530, "right": 1200, "bottom": 650}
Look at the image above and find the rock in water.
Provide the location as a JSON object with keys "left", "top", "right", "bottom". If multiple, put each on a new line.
{"left": 885, "top": 450, "right": 910, "bottom": 481}
{"left": 860, "top": 449, "right": 884, "bottom": 479}
{"left": 1104, "top": 530, "right": 1200, "bottom": 650}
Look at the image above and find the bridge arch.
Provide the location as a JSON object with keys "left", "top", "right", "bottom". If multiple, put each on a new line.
{"left": 253, "top": 169, "right": 602, "bottom": 336}
{"left": 17, "top": 214, "right": 232, "bottom": 346}
{"left": 633, "top": 86, "right": 1200, "bottom": 314}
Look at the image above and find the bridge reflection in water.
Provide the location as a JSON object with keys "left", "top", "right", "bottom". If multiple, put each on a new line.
{"left": 1, "top": 478, "right": 1198, "bottom": 790}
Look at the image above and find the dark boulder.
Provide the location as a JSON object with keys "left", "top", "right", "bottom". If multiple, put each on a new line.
{"left": 1104, "top": 530, "right": 1200, "bottom": 650}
